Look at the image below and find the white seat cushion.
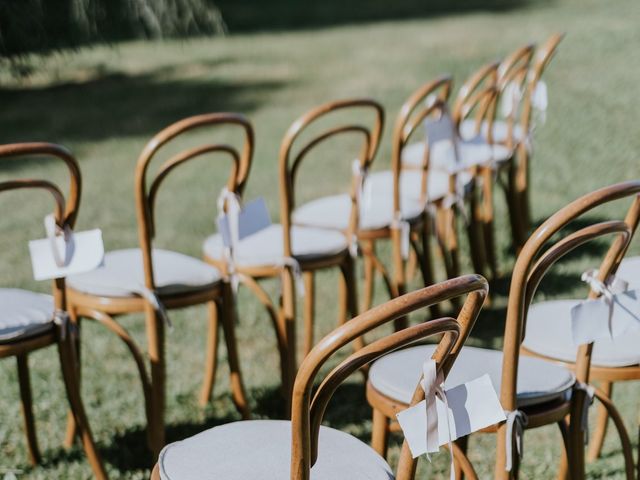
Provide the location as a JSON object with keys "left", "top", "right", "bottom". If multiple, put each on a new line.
{"left": 203, "top": 224, "right": 348, "bottom": 267}
{"left": 158, "top": 420, "right": 394, "bottom": 480}
{"left": 616, "top": 255, "right": 640, "bottom": 287}
{"left": 369, "top": 345, "right": 575, "bottom": 408}
{"left": 523, "top": 299, "right": 640, "bottom": 368}
{"left": 402, "top": 140, "right": 512, "bottom": 171}
{"left": 292, "top": 181, "right": 425, "bottom": 232}
{"left": 459, "top": 119, "right": 526, "bottom": 145}
{"left": 0, "top": 289, "right": 54, "bottom": 343}
{"left": 67, "top": 248, "right": 221, "bottom": 298}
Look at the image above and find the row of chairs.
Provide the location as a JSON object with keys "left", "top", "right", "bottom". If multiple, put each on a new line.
{"left": 6, "top": 32, "right": 637, "bottom": 479}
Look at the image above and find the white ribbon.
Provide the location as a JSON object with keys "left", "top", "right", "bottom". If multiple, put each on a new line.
{"left": 44, "top": 214, "right": 75, "bottom": 268}
{"left": 53, "top": 309, "right": 70, "bottom": 340}
{"left": 279, "top": 256, "right": 305, "bottom": 298}
{"left": 391, "top": 212, "right": 411, "bottom": 260}
{"left": 351, "top": 159, "right": 370, "bottom": 257}
{"left": 216, "top": 187, "right": 243, "bottom": 293}
{"left": 504, "top": 409, "right": 528, "bottom": 472}
{"left": 500, "top": 81, "right": 523, "bottom": 119}
{"left": 574, "top": 382, "right": 596, "bottom": 445}
{"left": 421, "top": 360, "right": 455, "bottom": 480}
{"left": 571, "top": 269, "right": 638, "bottom": 343}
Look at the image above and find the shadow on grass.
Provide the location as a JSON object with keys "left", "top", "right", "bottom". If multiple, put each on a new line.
{"left": 216, "top": 0, "right": 539, "bottom": 33}
{"left": 0, "top": 60, "right": 285, "bottom": 146}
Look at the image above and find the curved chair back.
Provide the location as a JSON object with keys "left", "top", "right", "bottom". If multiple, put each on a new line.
{"left": 497, "top": 43, "right": 535, "bottom": 89}
{"left": 134, "top": 113, "right": 254, "bottom": 291}
{"left": 392, "top": 75, "right": 453, "bottom": 206}
{"left": 278, "top": 99, "right": 384, "bottom": 256}
{"left": 0, "top": 142, "right": 82, "bottom": 308}
{"left": 452, "top": 61, "right": 499, "bottom": 127}
{"left": 519, "top": 33, "right": 565, "bottom": 134}
{"left": 501, "top": 181, "right": 640, "bottom": 412}
{"left": 290, "top": 274, "right": 489, "bottom": 480}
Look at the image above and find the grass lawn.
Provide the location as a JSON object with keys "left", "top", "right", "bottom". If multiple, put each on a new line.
{"left": 1, "top": 0, "right": 639, "bottom": 477}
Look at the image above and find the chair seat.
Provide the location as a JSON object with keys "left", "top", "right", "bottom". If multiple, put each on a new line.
{"left": 459, "top": 119, "right": 526, "bottom": 145}
{"left": 402, "top": 140, "right": 512, "bottom": 171}
{"left": 369, "top": 345, "right": 575, "bottom": 408}
{"left": 292, "top": 179, "right": 425, "bottom": 232}
{"left": 203, "top": 224, "right": 348, "bottom": 267}
{"left": 67, "top": 248, "right": 221, "bottom": 298}
{"left": 158, "top": 420, "right": 394, "bottom": 480}
{"left": 523, "top": 299, "right": 640, "bottom": 368}
{"left": 0, "top": 289, "right": 55, "bottom": 343}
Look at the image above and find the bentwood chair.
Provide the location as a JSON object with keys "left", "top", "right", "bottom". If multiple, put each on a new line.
{"left": 203, "top": 100, "right": 376, "bottom": 404}
{"left": 0, "top": 143, "right": 107, "bottom": 479}
{"left": 522, "top": 208, "right": 640, "bottom": 475}
{"left": 367, "top": 181, "right": 640, "bottom": 479}
{"left": 64, "top": 114, "right": 252, "bottom": 457}
{"left": 150, "top": 274, "right": 489, "bottom": 480}
{"left": 361, "top": 77, "right": 482, "bottom": 304}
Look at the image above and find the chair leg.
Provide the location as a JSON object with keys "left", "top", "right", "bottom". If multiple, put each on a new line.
{"left": 58, "top": 331, "right": 107, "bottom": 479}
{"left": 420, "top": 213, "right": 441, "bottom": 318}
{"left": 280, "top": 266, "right": 297, "bottom": 415}
{"left": 302, "top": 271, "right": 316, "bottom": 356}
{"left": 16, "top": 354, "right": 41, "bottom": 465}
{"left": 199, "top": 301, "right": 220, "bottom": 407}
{"left": 587, "top": 381, "right": 612, "bottom": 462}
{"left": 391, "top": 225, "right": 408, "bottom": 331}
{"left": 340, "top": 254, "right": 363, "bottom": 351}
{"left": 144, "top": 304, "right": 166, "bottom": 459}
{"left": 480, "top": 167, "right": 498, "bottom": 280}
{"left": 360, "top": 239, "right": 376, "bottom": 313}
{"left": 63, "top": 309, "right": 81, "bottom": 448}
{"left": 515, "top": 143, "right": 531, "bottom": 239}
{"left": 556, "top": 419, "right": 570, "bottom": 480}
{"left": 504, "top": 160, "right": 526, "bottom": 253}
{"left": 219, "top": 283, "right": 250, "bottom": 419}
{"left": 371, "top": 408, "right": 390, "bottom": 458}
{"left": 454, "top": 435, "right": 469, "bottom": 480}
{"left": 494, "top": 422, "right": 514, "bottom": 480}
{"left": 567, "top": 391, "right": 587, "bottom": 480}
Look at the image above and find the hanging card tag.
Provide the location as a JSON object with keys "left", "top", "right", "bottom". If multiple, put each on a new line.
{"left": 571, "top": 289, "right": 640, "bottom": 344}
{"left": 29, "top": 229, "right": 104, "bottom": 281}
{"left": 397, "top": 374, "right": 506, "bottom": 458}
{"left": 217, "top": 197, "right": 271, "bottom": 247}
{"left": 424, "top": 113, "right": 457, "bottom": 147}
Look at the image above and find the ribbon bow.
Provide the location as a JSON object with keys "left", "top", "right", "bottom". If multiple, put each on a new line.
{"left": 391, "top": 211, "right": 411, "bottom": 260}
{"left": 421, "top": 360, "right": 455, "bottom": 480}
{"left": 216, "top": 187, "right": 243, "bottom": 293}
{"left": 505, "top": 409, "right": 528, "bottom": 472}
{"left": 574, "top": 382, "right": 596, "bottom": 445}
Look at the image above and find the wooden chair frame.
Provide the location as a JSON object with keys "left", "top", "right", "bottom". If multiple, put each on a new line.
{"left": 150, "top": 273, "right": 488, "bottom": 480}
{"left": 368, "top": 181, "right": 640, "bottom": 479}
{"left": 0, "top": 142, "right": 107, "bottom": 479}
{"left": 390, "top": 76, "right": 487, "bottom": 310}
{"left": 514, "top": 33, "right": 565, "bottom": 240}
{"left": 65, "top": 114, "right": 253, "bottom": 458}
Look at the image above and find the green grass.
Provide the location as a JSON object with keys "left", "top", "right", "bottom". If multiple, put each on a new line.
{"left": 1, "top": 0, "right": 640, "bottom": 477}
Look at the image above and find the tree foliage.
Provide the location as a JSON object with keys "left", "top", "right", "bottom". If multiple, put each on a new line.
{"left": 0, "top": 0, "right": 225, "bottom": 59}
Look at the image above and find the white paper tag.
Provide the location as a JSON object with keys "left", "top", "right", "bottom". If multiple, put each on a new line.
{"left": 217, "top": 197, "right": 271, "bottom": 247}
{"left": 29, "top": 229, "right": 104, "bottom": 281}
{"left": 397, "top": 374, "right": 506, "bottom": 458}
{"left": 571, "top": 289, "right": 640, "bottom": 344}
{"left": 424, "top": 112, "right": 457, "bottom": 147}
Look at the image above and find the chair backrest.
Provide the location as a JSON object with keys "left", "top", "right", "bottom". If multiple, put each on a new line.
{"left": 392, "top": 75, "right": 453, "bottom": 207}
{"left": 289, "top": 274, "right": 489, "bottom": 480}
{"left": 278, "top": 99, "right": 384, "bottom": 256}
{"left": 519, "top": 33, "right": 565, "bottom": 134}
{"left": 497, "top": 43, "right": 535, "bottom": 89}
{"left": 0, "top": 142, "right": 82, "bottom": 309}
{"left": 134, "top": 113, "right": 254, "bottom": 291}
{"left": 501, "top": 181, "right": 640, "bottom": 412}
{"left": 452, "top": 61, "right": 499, "bottom": 128}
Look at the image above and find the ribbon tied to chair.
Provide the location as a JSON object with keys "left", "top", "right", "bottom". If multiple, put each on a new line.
{"left": 574, "top": 381, "right": 596, "bottom": 445}
{"left": 571, "top": 268, "right": 640, "bottom": 344}
{"left": 351, "top": 159, "right": 370, "bottom": 257}
{"left": 391, "top": 211, "right": 411, "bottom": 260}
{"left": 504, "top": 409, "right": 528, "bottom": 472}
{"left": 45, "top": 213, "right": 75, "bottom": 268}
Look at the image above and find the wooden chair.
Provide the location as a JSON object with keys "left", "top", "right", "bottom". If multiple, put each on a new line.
{"left": 366, "top": 180, "right": 640, "bottom": 479}
{"left": 64, "top": 114, "right": 253, "bottom": 458}
{"left": 0, "top": 143, "right": 107, "bottom": 479}
{"left": 203, "top": 100, "right": 378, "bottom": 406}
{"left": 150, "top": 274, "right": 489, "bottom": 480}
{"left": 521, "top": 196, "right": 640, "bottom": 477}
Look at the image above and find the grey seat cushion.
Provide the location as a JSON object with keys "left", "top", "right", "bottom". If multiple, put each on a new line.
{"left": 369, "top": 345, "right": 575, "bottom": 408}
{"left": 203, "top": 224, "right": 348, "bottom": 267}
{"left": 522, "top": 255, "right": 640, "bottom": 368}
{"left": 67, "top": 248, "right": 221, "bottom": 298}
{"left": 159, "top": 420, "right": 394, "bottom": 480}
{"left": 523, "top": 299, "right": 640, "bottom": 368}
{"left": 0, "top": 289, "right": 54, "bottom": 343}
